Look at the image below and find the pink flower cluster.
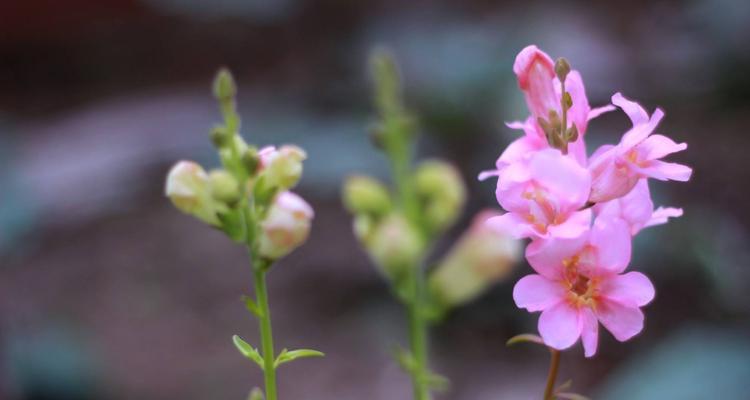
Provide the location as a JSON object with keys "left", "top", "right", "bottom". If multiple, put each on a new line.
{"left": 482, "top": 45, "right": 691, "bottom": 357}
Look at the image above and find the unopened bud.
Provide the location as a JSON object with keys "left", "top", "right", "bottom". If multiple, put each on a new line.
{"left": 248, "top": 388, "right": 264, "bottom": 400}
{"left": 210, "top": 125, "right": 231, "bottom": 148}
{"left": 566, "top": 125, "right": 579, "bottom": 142}
{"left": 554, "top": 57, "right": 571, "bottom": 83}
{"left": 414, "top": 160, "right": 466, "bottom": 233}
{"left": 428, "top": 210, "right": 520, "bottom": 308}
{"left": 353, "top": 214, "right": 375, "bottom": 243}
{"left": 367, "top": 213, "right": 423, "bottom": 279}
{"left": 208, "top": 169, "right": 240, "bottom": 204}
{"left": 258, "top": 145, "right": 307, "bottom": 190}
{"left": 258, "top": 191, "right": 314, "bottom": 260}
{"left": 165, "top": 161, "right": 225, "bottom": 226}
{"left": 242, "top": 147, "right": 260, "bottom": 175}
{"left": 213, "top": 68, "right": 237, "bottom": 101}
{"left": 563, "top": 91, "right": 573, "bottom": 109}
{"left": 343, "top": 175, "right": 391, "bottom": 216}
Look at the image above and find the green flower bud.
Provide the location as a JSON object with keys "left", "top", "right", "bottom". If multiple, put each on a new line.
{"left": 165, "top": 161, "right": 226, "bottom": 226}
{"left": 554, "top": 57, "right": 571, "bottom": 83}
{"left": 208, "top": 169, "right": 240, "bottom": 205}
{"left": 242, "top": 146, "right": 260, "bottom": 175}
{"left": 414, "top": 160, "right": 466, "bottom": 233}
{"left": 258, "top": 191, "right": 314, "bottom": 260}
{"left": 259, "top": 145, "right": 307, "bottom": 190}
{"left": 428, "top": 210, "right": 520, "bottom": 308}
{"left": 342, "top": 175, "right": 391, "bottom": 216}
{"left": 210, "top": 125, "right": 230, "bottom": 148}
{"left": 352, "top": 214, "right": 376, "bottom": 243}
{"left": 213, "top": 68, "right": 237, "bottom": 101}
{"left": 366, "top": 213, "right": 423, "bottom": 279}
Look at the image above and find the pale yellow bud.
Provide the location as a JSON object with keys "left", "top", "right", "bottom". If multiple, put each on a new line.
{"left": 414, "top": 160, "right": 466, "bottom": 233}
{"left": 367, "top": 213, "right": 423, "bottom": 279}
{"left": 429, "top": 210, "right": 520, "bottom": 307}
{"left": 342, "top": 175, "right": 391, "bottom": 216}
{"left": 208, "top": 169, "right": 240, "bottom": 204}
{"left": 165, "top": 161, "right": 224, "bottom": 226}
{"left": 258, "top": 191, "right": 314, "bottom": 260}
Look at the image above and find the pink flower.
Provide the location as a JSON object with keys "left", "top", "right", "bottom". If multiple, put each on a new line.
{"left": 595, "top": 179, "right": 683, "bottom": 235}
{"left": 486, "top": 149, "right": 592, "bottom": 239}
{"left": 513, "top": 217, "right": 655, "bottom": 357}
{"left": 588, "top": 93, "right": 692, "bottom": 203}
{"left": 514, "top": 45, "right": 613, "bottom": 143}
{"left": 480, "top": 45, "right": 613, "bottom": 180}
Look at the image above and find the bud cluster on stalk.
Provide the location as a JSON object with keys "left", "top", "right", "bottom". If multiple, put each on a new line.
{"left": 165, "top": 68, "right": 313, "bottom": 262}
{"left": 343, "top": 50, "right": 520, "bottom": 315}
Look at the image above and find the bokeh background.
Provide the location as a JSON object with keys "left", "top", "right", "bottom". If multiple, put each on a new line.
{"left": 1, "top": 0, "right": 749, "bottom": 399}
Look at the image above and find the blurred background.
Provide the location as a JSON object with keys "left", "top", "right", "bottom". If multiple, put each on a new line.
{"left": 1, "top": 0, "right": 749, "bottom": 399}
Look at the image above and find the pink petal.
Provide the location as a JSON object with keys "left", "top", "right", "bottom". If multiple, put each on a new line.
{"left": 588, "top": 152, "right": 639, "bottom": 203}
{"left": 595, "top": 299, "right": 645, "bottom": 342}
{"left": 526, "top": 233, "right": 588, "bottom": 279}
{"left": 561, "top": 71, "right": 591, "bottom": 136}
{"left": 529, "top": 149, "right": 591, "bottom": 210}
{"left": 638, "top": 134, "right": 687, "bottom": 160}
{"left": 513, "top": 45, "right": 558, "bottom": 120}
{"left": 513, "top": 274, "right": 565, "bottom": 312}
{"left": 486, "top": 213, "right": 534, "bottom": 239}
{"left": 600, "top": 271, "right": 655, "bottom": 307}
{"left": 478, "top": 169, "right": 500, "bottom": 181}
{"left": 611, "top": 92, "right": 649, "bottom": 126}
{"left": 590, "top": 217, "right": 631, "bottom": 273}
{"left": 548, "top": 209, "right": 592, "bottom": 239}
{"left": 495, "top": 135, "right": 544, "bottom": 172}
{"left": 638, "top": 160, "right": 692, "bottom": 182}
{"left": 539, "top": 302, "right": 582, "bottom": 350}
{"left": 644, "top": 207, "right": 683, "bottom": 229}
{"left": 620, "top": 107, "right": 664, "bottom": 149}
{"left": 588, "top": 105, "right": 616, "bottom": 121}
{"left": 580, "top": 307, "right": 599, "bottom": 358}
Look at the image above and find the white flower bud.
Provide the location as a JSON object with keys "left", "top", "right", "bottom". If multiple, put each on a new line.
{"left": 258, "top": 145, "right": 307, "bottom": 190}
{"left": 429, "top": 210, "right": 520, "bottom": 307}
{"left": 258, "top": 191, "right": 314, "bottom": 260}
{"left": 366, "top": 213, "right": 423, "bottom": 279}
{"left": 165, "top": 161, "right": 225, "bottom": 226}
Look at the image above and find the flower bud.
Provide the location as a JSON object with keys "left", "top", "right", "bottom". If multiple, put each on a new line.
{"left": 258, "top": 191, "right": 314, "bottom": 260}
{"left": 165, "top": 161, "right": 225, "bottom": 226}
{"left": 208, "top": 169, "right": 240, "bottom": 205}
{"left": 366, "top": 213, "right": 423, "bottom": 279}
{"left": 213, "top": 68, "right": 237, "bottom": 101}
{"left": 414, "top": 160, "right": 466, "bottom": 233}
{"left": 258, "top": 145, "right": 307, "bottom": 190}
{"left": 554, "top": 57, "right": 571, "bottom": 83}
{"left": 342, "top": 175, "right": 391, "bottom": 216}
{"left": 210, "top": 125, "right": 231, "bottom": 148}
{"left": 428, "top": 210, "right": 520, "bottom": 308}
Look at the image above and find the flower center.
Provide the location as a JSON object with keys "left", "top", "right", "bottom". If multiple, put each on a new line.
{"left": 522, "top": 186, "right": 561, "bottom": 233}
{"left": 562, "top": 252, "right": 600, "bottom": 308}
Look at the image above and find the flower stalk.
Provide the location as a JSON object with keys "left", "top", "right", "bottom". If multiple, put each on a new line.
{"left": 166, "top": 68, "right": 321, "bottom": 400}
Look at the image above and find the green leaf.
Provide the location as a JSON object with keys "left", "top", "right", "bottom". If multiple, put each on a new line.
{"left": 274, "top": 348, "right": 324, "bottom": 368}
{"left": 393, "top": 347, "right": 417, "bottom": 373}
{"left": 556, "top": 393, "right": 590, "bottom": 400}
{"left": 426, "top": 372, "right": 450, "bottom": 392}
{"left": 555, "top": 379, "right": 573, "bottom": 392}
{"left": 506, "top": 333, "right": 545, "bottom": 347}
{"left": 247, "top": 388, "right": 264, "bottom": 400}
{"left": 241, "top": 295, "right": 263, "bottom": 318}
{"left": 232, "top": 335, "right": 264, "bottom": 370}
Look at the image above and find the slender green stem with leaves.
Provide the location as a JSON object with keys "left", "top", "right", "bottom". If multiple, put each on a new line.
{"left": 165, "top": 69, "right": 322, "bottom": 400}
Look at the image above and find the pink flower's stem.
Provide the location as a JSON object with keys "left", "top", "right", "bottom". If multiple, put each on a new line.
{"left": 543, "top": 348, "right": 561, "bottom": 400}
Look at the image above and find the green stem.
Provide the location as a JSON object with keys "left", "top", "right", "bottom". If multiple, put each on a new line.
{"left": 407, "top": 266, "right": 431, "bottom": 400}
{"left": 543, "top": 348, "right": 561, "bottom": 400}
{"left": 253, "top": 263, "right": 278, "bottom": 400}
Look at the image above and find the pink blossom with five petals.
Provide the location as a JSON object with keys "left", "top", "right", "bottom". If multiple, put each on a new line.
{"left": 588, "top": 93, "right": 692, "bottom": 203}
{"left": 513, "top": 217, "right": 655, "bottom": 357}
{"left": 486, "top": 149, "right": 592, "bottom": 239}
